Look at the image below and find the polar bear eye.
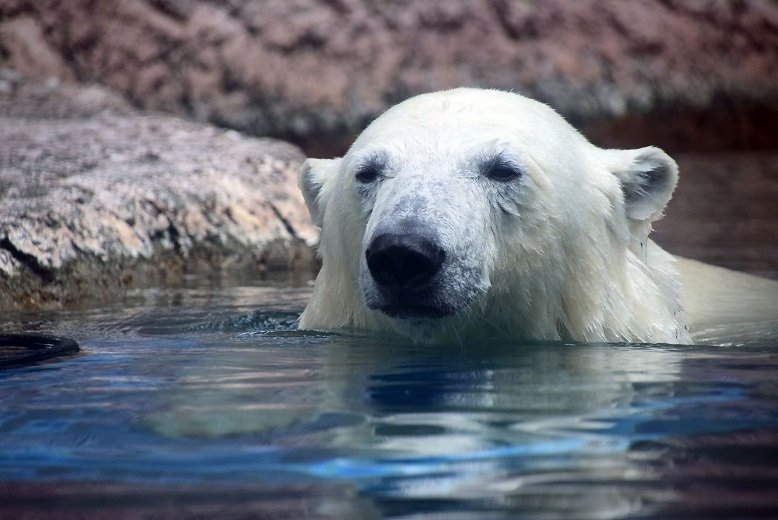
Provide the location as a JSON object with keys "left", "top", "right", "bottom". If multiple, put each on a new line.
{"left": 354, "top": 155, "right": 386, "bottom": 184}
{"left": 355, "top": 165, "right": 381, "bottom": 183}
{"left": 483, "top": 156, "right": 523, "bottom": 182}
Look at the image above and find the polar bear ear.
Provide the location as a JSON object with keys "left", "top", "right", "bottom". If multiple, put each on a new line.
{"left": 609, "top": 146, "right": 679, "bottom": 223}
{"left": 298, "top": 158, "right": 339, "bottom": 227}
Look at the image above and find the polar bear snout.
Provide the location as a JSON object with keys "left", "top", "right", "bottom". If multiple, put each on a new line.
{"left": 361, "top": 223, "right": 462, "bottom": 320}
{"left": 366, "top": 232, "right": 446, "bottom": 290}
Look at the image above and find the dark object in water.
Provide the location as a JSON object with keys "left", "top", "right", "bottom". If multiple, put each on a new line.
{"left": 0, "top": 334, "right": 80, "bottom": 368}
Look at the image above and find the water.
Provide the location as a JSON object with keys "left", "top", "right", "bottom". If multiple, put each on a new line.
{"left": 1, "top": 279, "right": 778, "bottom": 519}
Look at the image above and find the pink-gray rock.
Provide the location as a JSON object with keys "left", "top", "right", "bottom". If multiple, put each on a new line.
{"left": 1, "top": 0, "right": 777, "bottom": 156}
{"left": 0, "top": 74, "right": 316, "bottom": 310}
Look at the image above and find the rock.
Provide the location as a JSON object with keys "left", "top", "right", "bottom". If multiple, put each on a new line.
{"left": 0, "top": 74, "right": 317, "bottom": 310}
{"left": 2, "top": 0, "right": 777, "bottom": 156}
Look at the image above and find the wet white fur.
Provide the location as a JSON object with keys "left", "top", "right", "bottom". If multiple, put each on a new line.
{"left": 297, "top": 88, "right": 776, "bottom": 344}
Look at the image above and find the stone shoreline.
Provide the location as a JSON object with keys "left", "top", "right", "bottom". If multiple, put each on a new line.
{"left": 0, "top": 77, "right": 318, "bottom": 310}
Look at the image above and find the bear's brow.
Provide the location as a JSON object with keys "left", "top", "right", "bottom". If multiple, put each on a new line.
{"left": 479, "top": 150, "right": 522, "bottom": 175}
{"left": 354, "top": 151, "right": 389, "bottom": 173}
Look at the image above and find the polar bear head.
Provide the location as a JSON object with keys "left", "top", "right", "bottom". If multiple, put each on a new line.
{"left": 298, "top": 88, "right": 689, "bottom": 344}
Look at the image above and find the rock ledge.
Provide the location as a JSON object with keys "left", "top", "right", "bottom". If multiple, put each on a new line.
{"left": 0, "top": 75, "right": 317, "bottom": 310}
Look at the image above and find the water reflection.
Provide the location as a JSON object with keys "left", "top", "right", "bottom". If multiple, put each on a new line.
{"left": 1, "top": 279, "right": 778, "bottom": 518}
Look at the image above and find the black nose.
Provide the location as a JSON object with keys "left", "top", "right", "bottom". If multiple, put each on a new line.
{"left": 366, "top": 233, "right": 446, "bottom": 290}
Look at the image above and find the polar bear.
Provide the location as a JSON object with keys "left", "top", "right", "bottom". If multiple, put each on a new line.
{"left": 297, "top": 88, "right": 777, "bottom": 344}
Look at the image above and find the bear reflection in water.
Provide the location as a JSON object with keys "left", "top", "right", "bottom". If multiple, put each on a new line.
{"left": 297, "top": 88, "right": 778, "bottom": 345}
{"left": 147, "top": 337, "right": 696, "bottom": 518}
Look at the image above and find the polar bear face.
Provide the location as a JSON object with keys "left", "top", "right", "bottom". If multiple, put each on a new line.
{"left": 298, "top": 88, "right": 688, "bottom": 343}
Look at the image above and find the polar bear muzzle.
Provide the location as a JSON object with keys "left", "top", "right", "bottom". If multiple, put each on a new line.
{"left": 366, "top": 231, "right": 446, "bottom": 291}
{"left": 363, "top": 222, "right": 455, "bottom": 319}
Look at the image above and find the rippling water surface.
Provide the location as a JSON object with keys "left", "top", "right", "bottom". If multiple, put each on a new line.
{"left": 1, "top": 276, "right": 778, "bottom": 519}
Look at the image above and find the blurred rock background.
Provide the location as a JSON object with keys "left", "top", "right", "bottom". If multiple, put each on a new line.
{"left": 1, "top": 0, "right": 777, "bottom": 308}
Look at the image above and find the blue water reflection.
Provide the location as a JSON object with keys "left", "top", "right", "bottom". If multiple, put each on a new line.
{"left": 1, "top": 283, "right": 778, "bottom": 518}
